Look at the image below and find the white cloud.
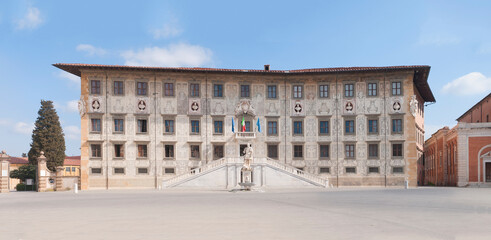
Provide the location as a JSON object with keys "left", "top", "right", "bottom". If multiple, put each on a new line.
{"left": 16, "top": 6, "right": 43, "bottom": 30}
{"left": 58, "top": 70, "right": 80, "bottom": 84}
{"left": 0, "top": 119, "right": 11, "bottom": 126}
{"left": 152, "top": 21, "right": 183, "bottom": 39}
{"left": 442, "top": 72, "right": 491, "bottom": 96}
{"left": 76, "top": 44, "right": 107, "bottom": 56}
{"left": 418, "top": 34, "right": 460, "bottom": 46}
{"left": 121, "top": 43, "right": 213, "bottom": 67}
{"left": 14, "top": 122, "right": 34, "bottom": 135}
{"left": 64, "top": 125, "right": 80, "bottom": 140}
{"left": 67, "top": 100, "right": 79, "bottom": 112}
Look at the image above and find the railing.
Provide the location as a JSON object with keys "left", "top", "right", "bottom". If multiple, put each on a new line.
{"left": 265, "top": 158, "right": 328, "bottom": 187}
{"left": 163, "top": 158, "right": 228, "bottom": 187}
{"left": 235, "top": 132, "right": 256, "bottom": 139}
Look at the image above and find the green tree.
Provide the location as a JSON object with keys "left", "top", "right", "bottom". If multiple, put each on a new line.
{"left": 28, "top": 100, "right": 66, "bottom": 171}
{"left": 10, "top": 165, "right": 36, "bottom": 182}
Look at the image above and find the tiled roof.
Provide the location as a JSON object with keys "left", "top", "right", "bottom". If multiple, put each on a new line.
{"left": 8, "top": 157, "right": 28, "bottom": 165}
{"left": 53, "top": 63, "right": 435, "bottom": 102}
{"left": 64, "top": 156, "right": 81, "bottom": 166}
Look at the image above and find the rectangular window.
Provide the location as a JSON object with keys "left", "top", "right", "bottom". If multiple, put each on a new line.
{"left": 393, "top": 167, "right": 404, "bottom": 174}
{"left": 320, "top": 145, "right": 330, "bottom": 159}
{"left": 91, "top": 144, "right": 101, "bottom": 158}
{"left": 267, "top": 85, "right": 277, "bottom": 99}
{"left": 137, "top": 82, "right": 148, "bottom": 96}
{"left": 241, "top": 121, "right": 251, "bottom": 132}
{"left": 164, "top": 168, "right": 175, "bottom": 174}
{"left": 368, "top": 144, "right": 378, "bottom": 158}
{"left": 214, "top": 120, "right": 223, "bottom": 134}
{"left": 368, "top": 119, "right": 378, "bottom": 134}
{"left": 320, "top": 167, "right": 330, "bottom": 174}
{"left": 137, "top": 144, "right": 148, "bottom": 158}
{"left": 367, "top": 83, "right": 377, "bottom": 96}
{"left": 114, "top": 168, "right": 125, "bottom": 174}
{"left": 213, "top": 145, "right": 224, "bottom": 159}
{"left": 164, "top": 144, "right": 174, "bottom": 159}
{"left": 137, "top": 119, "right": 147, "bottom": 133}
{"left": 190, "top": 83, "right": 200, "bottom": 97}
{"left": 293, "top": 145, "right": 303, "bottom": 158}
{"left": 114, "top": 81, "right": 124, "bottom": 95}
{"left": 91, "top": 80, "right": 100, "bottom": 94}
{"left": 91, "top": 168, "right": 102, "bottom": 174}
{"left": 191, "top": 120, "right": 200, "bottom": 134}
{"left": 345, "top": 144, "right": 355, "bottom": 159}
{"left": 344, "top": 83, "right": 354, "bottom": 97}
{"left": 91, "top": 119, "right": 101, "bottom": 132}
{"left": 392, "top": 81, "right": 402, "bottom": 95}
{"left": 114, "top": 119, "right": 124, "bottom": 133}
{"left": 368, "top": 167, "right": 379, "bottom": 173}
{"left": 392, "top": 119, "right": 403, "bottom": 134}
{"left": 213, "top": 84, "right": 223, "bottom": 97}
{"left": 345, "top": 120, "right": 355, "bottom": 134}
{"left": 293, "top": 85, "right": 303, "bottom": 98}
{"left": 114, "top": 144, "right": 124, "bottom": 158}
{"left": 190, "top": 145, "right": 200, "bottom": 159}
{"left": 66, "top": 167, "right": 70, "bottom": 172}
{"left": 137, "top": 168, "right": 148, "bottom": 174}
{"left": 319, "top": 85, "right": 329, "bottom": 98}
{"left": 240, "top": 85, "right": 250, "bottom": 98}
{"left": 392, "top": 143, "right": 403, "bottom": 157}
{"left": 293, "top": 120, "right": 303, "bottom": 135}
{"left": 267, "top": 121, "right": 278, "bottom": 136}
{"left": 164, "top": 83, "right": 174, "bottom": 96}
{"left": 346, "top": 167, "right": 356, "bottom": 173}
{"left": 164, "top": 120, "right": 174, "bottom": 133}
{"left": 319, "top": 120, "right": 329, "bottom": 135}
{"left": 72, "top": 167, "right": 76, "bottom": 172}
{"left": 267, "top": 144, "right": 278, "bottom": 159}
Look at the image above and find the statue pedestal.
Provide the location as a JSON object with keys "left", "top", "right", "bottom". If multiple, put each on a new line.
{"left": 239, "top": 168, "right": 254, "bottom": 191}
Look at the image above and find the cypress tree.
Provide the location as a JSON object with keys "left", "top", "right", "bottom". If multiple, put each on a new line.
{"left": 28, "top": 100, "right": 66, "bottom": 171}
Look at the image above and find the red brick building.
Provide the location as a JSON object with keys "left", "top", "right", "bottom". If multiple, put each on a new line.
{"left": 424, "top": 93, "right": 491, "bottom": 186}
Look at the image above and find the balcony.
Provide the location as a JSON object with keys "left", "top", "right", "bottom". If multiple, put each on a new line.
{"left": 235, "top": 132, "right": 256, "bottom": 139}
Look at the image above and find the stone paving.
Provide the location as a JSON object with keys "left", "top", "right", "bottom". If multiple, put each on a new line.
{"left": 1, "top": 187, "right": 490, "bottom": 240}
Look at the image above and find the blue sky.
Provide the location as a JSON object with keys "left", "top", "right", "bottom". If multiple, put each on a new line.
{"left": 1, "top": 0, "right": 491, "bottom": 157}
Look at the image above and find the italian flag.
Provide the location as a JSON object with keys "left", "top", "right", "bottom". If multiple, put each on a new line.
{"left": 241, "top": 116, "right": 246, "bottom": 132}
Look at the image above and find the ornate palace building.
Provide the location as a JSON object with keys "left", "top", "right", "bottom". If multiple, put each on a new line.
{"left": 54, "top": 63, "right": 434, "bottom": 190}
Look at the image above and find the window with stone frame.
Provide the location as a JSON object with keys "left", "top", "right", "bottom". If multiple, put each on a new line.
{"left": 91, "top": 144, "right": 102, "bottom": 158}
{"left": 319, "top": 84, "right": 329, "bottom": 98}
{"left": 91, "top": 168, "right": 102, "bottom": 174}
{"left": 213, "top": 84, "right": 223, "bottom": 98}
{"left": 190, "top": 120, "right": 200, "bottom": 134}
{"left": 213, "top": 145, "right": 224, "bottom": 159}
{"left": 319, "top": 144, "right": 330, "bottom": 159}
{"left": 137, "top": 119, "right": 148, "bottom": 133}
{"left": 344, "top": 83, "right": 354, "bottom": 97}
{"left": 292, "top": 85, "right": 303, "bottom": 99}
{"left": 267, "top": 120, "right": 278, "bottom": 136}
{"left": 164, "top": 144, "right": 174, "bottom": 159}
{"left": 164, "top": 168, "right": 175, "bottom": 174}
{"left": 392, "top": 143, "right": 403, "bottom": 158}
{"left": 190, "top": 83, "right": 200, "bottom": 97}
{"left": 345, "top": 144, "right": 355, "bottom": 159}
{"left": 91, "top": 118, "right": 101, "bottom": 133}
{"left": 367, "top": 82, "right": 377, "bottom": 97}
{"left": 345, "top": 167, "right": 356, "bottom": 173}
{"left": 114, "top": 168, "right": 125, "bottom": 174}
{"left": 392, "top": 167, "right": 404, "bottom": 174}
{"left": 368, "top": 119, "right": 378, "bottom": 134}
{"left": 240, "top": 120, "right": 251, "bottom": 132}
{"left": 136, "top": 81, "right": 148, "bottom": 96}
{"left": 319, "top": 120, "right": 329, "bottom": 135}
{"left": 114, "top": 144, "right": 124, "bottom": 158}
{"left": 91, "top": 80, "right": 101, "bottom": 94}
{"left": 240, "top": 84, "right": 250, "bottom": 98}
{"left": 137, "top": 168, "right": 148, "bottom": 174}
{"left": 392, "top": 118, "right": 403, "bottom": 134}
{"left": 293, "top": 145, "right": 303, "bottom": 159}
{"left": 114, "top": 81, "right": 124, "bottom": 95}
{"left": 164, "top": 119, "right": 175, "bottom": 134}
{"left": 190, "top": 145, "right": 200, "bottom": 159}
{"left": 267, "top": 144, "right": 278, "bottom": 159}
{"left": 368, "top": 143, "right": 378, "bottom": 158}
{"left": 345, "top": 119, "right": 355, "bottom": 135}
{"left": 137, "top": 144, "right": 148, "bottom": 158}
{"left": 319, "top": 167, "right": 330, "bottom": 174}
{"left": 114, "top": 118, "right": 124, "bottom": 133}
{"left": 392, "top": 81, "right": 402, "bottom": 95}
{"left": 368, "top": 167, "right": 380, "bottom": 173}
{"left": 267, "top": 85, "right": 277, "bottom": 99}
{"left": 214, "top": 120, "right": 223, "bottom": 134}
{"left": 293, "top": 120, "right": 303, "bottom": 136}
{"left": 164, "top": 82, "right": 174, "bottom": 97}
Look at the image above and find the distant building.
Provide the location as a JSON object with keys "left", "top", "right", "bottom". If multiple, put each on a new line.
{"left": 424, "top": 93, "right": 491, "bottom": 186}
{"left": 55, "top": 63, "right": 435, "bottom": 189}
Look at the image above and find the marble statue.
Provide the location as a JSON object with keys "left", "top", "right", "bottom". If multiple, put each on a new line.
{"left": 243, "top": 143, "right": 253, "bottom": 171}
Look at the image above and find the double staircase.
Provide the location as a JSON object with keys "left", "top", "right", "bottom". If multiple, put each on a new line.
{"left": 162, "top": 157, "right": 328, "bottom": 188}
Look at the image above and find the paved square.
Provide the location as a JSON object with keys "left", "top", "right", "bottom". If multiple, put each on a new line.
{"left": 1, "top": 187, "right": 490, "bottom": 240}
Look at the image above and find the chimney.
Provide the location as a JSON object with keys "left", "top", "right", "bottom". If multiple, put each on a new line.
{"left": 264, "top": 64, "right": 270, "bottom": 71}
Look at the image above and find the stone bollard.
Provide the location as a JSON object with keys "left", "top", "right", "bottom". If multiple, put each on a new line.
{"left": 37, "top": 152, "right": 49, "bottom": 192}
{"left": 0, "top": 150, "right": 11, "bottom": 193}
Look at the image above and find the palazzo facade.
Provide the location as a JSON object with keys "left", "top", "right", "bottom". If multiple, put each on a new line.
{"left": 55, "top": 63, "right": 434, "bottom": 189}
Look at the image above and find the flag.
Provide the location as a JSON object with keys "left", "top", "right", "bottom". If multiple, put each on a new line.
{"left": 232, "top": 117, "right": 235, "bottom": 133}
{"left": 256, "top": 118, "right": 261, "bottom": 133}
{"left": 242, "top": 116, "right": 246, "bottom": 132}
